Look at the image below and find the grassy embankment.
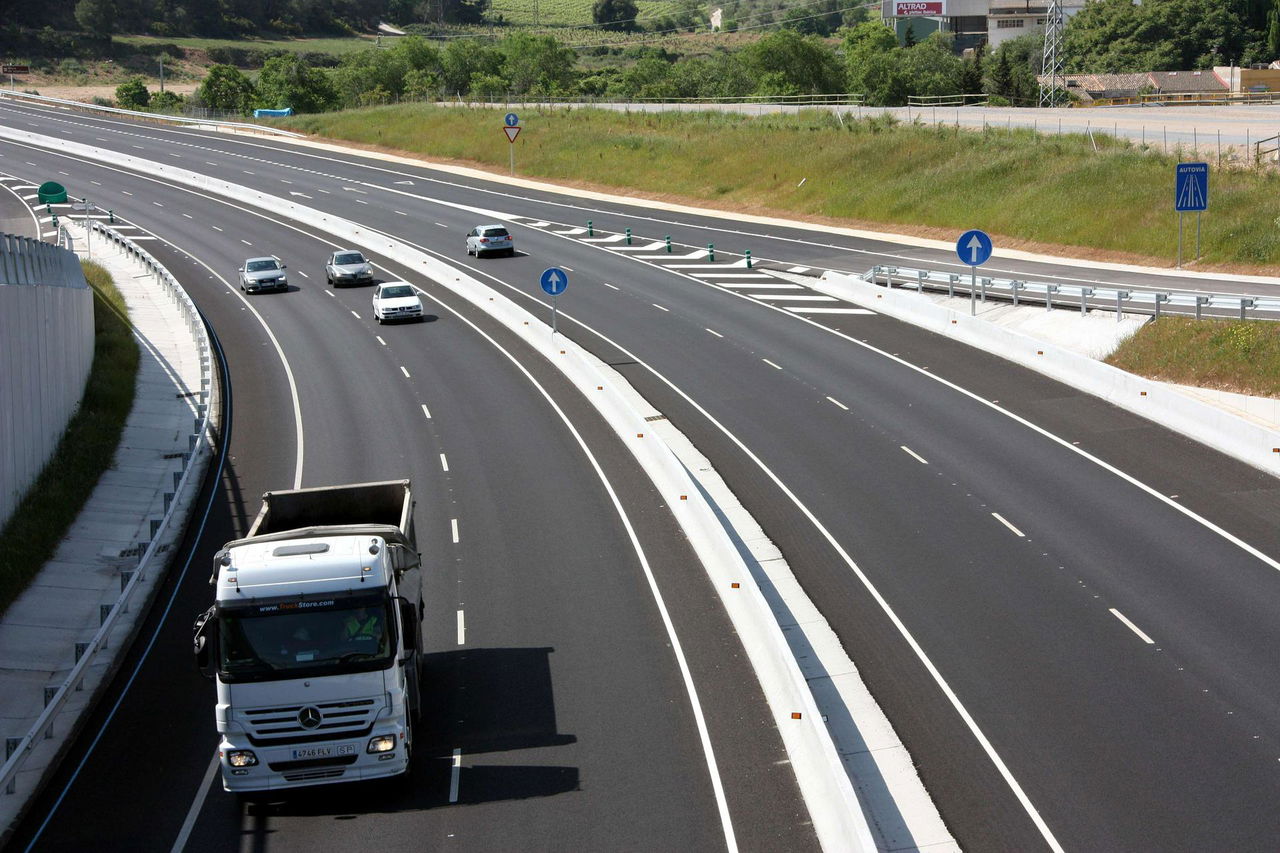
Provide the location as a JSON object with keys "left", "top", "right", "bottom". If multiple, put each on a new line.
{"left": 0, "top": 261, "right": 140, "bottom": 615}
{"left": 280, "top": 104, "right": 1280, "bottom": 396}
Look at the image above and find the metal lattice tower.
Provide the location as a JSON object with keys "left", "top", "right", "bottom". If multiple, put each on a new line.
{"left": 1039, "top": 0, "right": 1066, "bottom": 107}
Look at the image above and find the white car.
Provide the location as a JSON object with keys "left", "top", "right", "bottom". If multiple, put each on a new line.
{"left": 465, "top": 224, "right": 515, "bottom": 258}
{"left": 371, "top": 282, "right": 424, "bottom": 324}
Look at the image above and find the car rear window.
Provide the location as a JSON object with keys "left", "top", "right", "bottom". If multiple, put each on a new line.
{"left": 482, "top": 228, "right": 510, "bottom": 237}
{"left": 335, "top": 253, "right": 364, "bottom": 265}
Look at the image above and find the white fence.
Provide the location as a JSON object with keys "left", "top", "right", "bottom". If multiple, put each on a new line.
{"left": 0, "top": 234, "right": 94, "bottom": 528}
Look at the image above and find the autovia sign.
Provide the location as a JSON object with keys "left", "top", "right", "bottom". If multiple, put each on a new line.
{"left": 893, "top": 1, "right": 945, "bottom": 15}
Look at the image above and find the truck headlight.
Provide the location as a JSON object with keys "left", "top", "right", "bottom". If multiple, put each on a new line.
{"left": 367, "top": 735, "right": 396, "bottom": 754}
{"left": 226, "top": 750, "right": 258, "bottom": 767}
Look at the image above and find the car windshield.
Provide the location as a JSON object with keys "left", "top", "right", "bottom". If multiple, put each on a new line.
{"left": 380, "top": 285, "right": 414, "bottom": 299}
{"left": 218, "top": 595, "right": 395, "bottom": 683}
{"left": 482, "top": 228, "right": 509, "bottom": 238}
{"left": 335, "top": 253, "right": 364, "bottom": 265}
{"left": 246, "top": 260, "right": 279, "bottom": 272}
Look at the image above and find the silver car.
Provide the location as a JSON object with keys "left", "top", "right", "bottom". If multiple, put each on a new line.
{"left": 465, "top": 224, "right": 515, "bottom": 258}
{"left": 239, "top": 256, "right": 288, "bottom": 293}
{"left": 325, "top": 249, "right": 373, "bottom": 287}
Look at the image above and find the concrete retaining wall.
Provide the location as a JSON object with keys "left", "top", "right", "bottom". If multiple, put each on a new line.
{"left": 0, "top": 240, "right": 94, "bottom": 528}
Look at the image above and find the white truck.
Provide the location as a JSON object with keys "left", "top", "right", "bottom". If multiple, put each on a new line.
{"left": 194, "top": 480, "right": 423, "bottom": 794}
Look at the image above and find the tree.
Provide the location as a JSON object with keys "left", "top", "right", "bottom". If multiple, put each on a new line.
{"left": 741, "top": 29, "right": 843, "bottom": 95}
{"left": 441, "top": 39, "right": 502, "bottom": 95}
{"left": 501, "top": 33, "right": 576, "bottom": 95}
{"left": 115, "top": 77, "right": 150, "bottom": 109}
{"left": 74, "top": 0, "right": 116, "bottom": 34}
{"left": 150, "top": 90, "right": 185, "bottom": 113}
{"left": 593, "top": 0, "right": 639, "bottom": 32}
{"left": 256, "top": 54, "right": 337, "bottom": 114}
{"left": 903, "top": 22, "right": 917, "bottom": 48}
{"left": 901, "top": 33, "right": 963, "bottom": 97}
{"left": 844, "top": 20, "right": 899, "bottom": 96}
{"left": 988, "top": 46, "right": 1013, "bottom": 97}
{"left": 1269, "top": 4, "right": 1280, "bottom": 57}
{"left": 196, "top": 64, "right": 257, "bottom": 113}
{"left": 1063, "top": 0, "right": 1250, "bottom": 72}
{"left": 960, "top": 44, "right": 984, "bottom": 94}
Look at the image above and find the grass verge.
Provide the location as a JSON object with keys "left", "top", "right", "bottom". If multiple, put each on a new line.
{"left": 279, "top": 104, "right": 1280, "bottom": 270}
{"left": 1106, "top": 318, "right": 1280, "bottom": 398}
{"left": 0, "top": 261, "right": 140, "bottom": 616}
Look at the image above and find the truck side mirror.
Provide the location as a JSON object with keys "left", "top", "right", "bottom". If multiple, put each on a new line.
{"left": 396, "top": 597, "right": 418, "bottom": 651}
{"left": 193, "top": 606, "right": 216, "bottom": 680}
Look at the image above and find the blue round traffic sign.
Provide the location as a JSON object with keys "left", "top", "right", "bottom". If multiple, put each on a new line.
{"left": 956, "top": 229, "right": 993, "bottom": 267}
{"left": 540, "top": 267, "right": 568, "bottom": 296}
{"left": 504, "top": 112, "right": 519, "bottom": 127}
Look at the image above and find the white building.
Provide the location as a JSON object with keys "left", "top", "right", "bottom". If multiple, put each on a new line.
{"left": 880, "top": 0, "right": 1085, "bottom": 50}
{"left": 987, "top": 0, "right": 1085, "bottom": 49}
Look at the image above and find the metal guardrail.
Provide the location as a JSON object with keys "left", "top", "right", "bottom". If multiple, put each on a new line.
{"left": 907, "top": 94, "right": 989, "bottom": 107}
{"left": 0, "top": 89, "right": 304, "bottom": 138}
{"left": 0, "top": 233, "right": 85, "bottom": 288}
{"left": 0, "top": 220, "right": 214, "bottom": 802}
{"left": 865, "top": 264, "right": 1280, "bottom": 322}
{"left": 457, "top": 92, "right": 867, "bottom": 108}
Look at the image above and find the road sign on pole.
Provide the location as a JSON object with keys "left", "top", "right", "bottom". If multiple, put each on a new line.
{"left": 503, "top": 124, "right": 521, "bottom": 175}
{"left": 540, "top": 267, "right": 568, "bottom": 333}
{"left": 504, "top": 112, "right": 519, "bottom": 127}
{"left": 955, "top": 229, "right": 993, "bottom": 316}
{"left": 1175, "top": 162, "right": 1208, "bottom": 267}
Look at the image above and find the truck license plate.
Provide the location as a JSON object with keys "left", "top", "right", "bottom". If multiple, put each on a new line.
{"left": 292, "top": 744, "right": 355, "bottom": 760}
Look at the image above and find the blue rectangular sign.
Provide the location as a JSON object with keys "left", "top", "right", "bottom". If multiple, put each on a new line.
{"left": 1175, "top": 162, "right": 1208, "bottom": 212}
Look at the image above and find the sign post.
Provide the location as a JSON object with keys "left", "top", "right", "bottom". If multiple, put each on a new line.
{"left": 955, "top": 229, "right": 993, "bottom": 316}
{"left": 503, "top": 113, "right": 521, "bottom": 176}
{"left": 2, "top": 65, "right": 29, "bottom": 89}
{"left": 1174, "top": 161, "right": 1208, "bottom": 268}
{"left": 540, "top": 266, "right": 568, "bottom": 333}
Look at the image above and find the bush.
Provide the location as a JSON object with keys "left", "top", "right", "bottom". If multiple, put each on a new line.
{"left": 115, "top": 77, "right": 150, "bottom": 109}
{"left": 150, "top": 90, "right": 185, "bottom": 113}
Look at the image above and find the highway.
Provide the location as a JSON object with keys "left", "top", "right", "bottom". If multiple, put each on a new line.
{"left": 5, "top": 98, "right": 1280, "bottom": 851}
{"left": 0, "top": 126, "right": 812, "bottom": 852}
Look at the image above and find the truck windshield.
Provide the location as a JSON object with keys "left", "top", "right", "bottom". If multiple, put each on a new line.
{"left": 218, "top": 595, "right": 395, "bottom": 682}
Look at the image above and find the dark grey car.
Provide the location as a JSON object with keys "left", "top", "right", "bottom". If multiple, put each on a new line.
{"left": 239, "top": 256, "right": 288, "bottom": 293}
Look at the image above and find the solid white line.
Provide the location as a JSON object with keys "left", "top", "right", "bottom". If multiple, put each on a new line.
{"left": 456, "top": 610, "right": 465, "bottom": 646}
{"left": 440, "top": 453, "right": 449, "bottom": 472}
{"left": 449, "top": 749, "right": 461, "bottom": 802}
{"left": 400, "top": 365, "right": 411, "bottom": 378}
{"left": 652, "top": 303, "right": 669, "bottom": 312}
{"left": 451, "top": 518, "right": 459, "bottom": 543}
{"left": 992, "top": 513, "right": 1025, "bottom": 537}
{"left": 1109, "top": 608, "right": 1155, "bottom": 644}
{"left": 603, "top": 282, "right": 620, "bottom": 290}
{"left": 705, "top": 328, "right": 723, "bottom": 338}
{"left": 901, "top": 446, "right": 929, "bottom": 465}
{"left": 376, "top": 335, "right": 386, "bottom": 346}
{"left": 762, "top": 358, "right": 782, "bottom": 370}
{"left": 827, "top": 396, "right": 848, "bottom": 410}
{"left": 169, "top": 752, "right": 219, "bottom": 853}
{"left": 421, "top": 404, "right": 432, "bottom": 419}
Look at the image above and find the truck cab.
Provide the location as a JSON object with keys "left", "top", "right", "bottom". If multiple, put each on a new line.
{"left": 194, "top": 481, "right": 422, "bottom": 793}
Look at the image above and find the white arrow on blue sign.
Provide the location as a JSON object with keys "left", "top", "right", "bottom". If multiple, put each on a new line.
{"left": 504, "top": 112, "right": 519, "bottom": 127}
{"left": 540, "top": 267, "right": 568, "bottom": 295}
{"left": 956, "top": 229, "right": 993, "bottom": 267}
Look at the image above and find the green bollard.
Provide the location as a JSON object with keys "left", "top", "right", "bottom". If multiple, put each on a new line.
{"left": 51, "top": 213, "right": 58, "bottom": 228}
{"left": 587, "top": 220, "right": 593, "bottom": 237}
{"left": 745, "top": 250, "right": 752, "bottom": 269}
{"left": 109, "top": 209, "right": 115, "bottom": 224}
{"left": 707, "top": 243, "right": 715, "bottom": 262}
{"left": 665, "top": 235, "right": 672, "bottom": 253}
{"left": 625, "top": 227, "right": 632, "bottom": 245}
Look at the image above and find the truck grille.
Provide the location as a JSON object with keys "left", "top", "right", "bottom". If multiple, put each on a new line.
{"left": 241, "top": 697, "right": 380, "bottom": 745}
